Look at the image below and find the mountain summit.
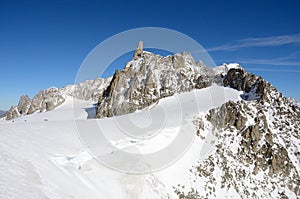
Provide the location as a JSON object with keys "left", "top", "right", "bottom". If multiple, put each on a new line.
{"left": 95, "top": 43, "right": 299, "bottom": 198}
{"left": 96, "top": 42, "right": 218, "bottom": 118}
{"left": 95, "top": 42, "right": 277, "bottom": 119}
{"left": 1, "top": 42, "right": 299, "bottom": 198}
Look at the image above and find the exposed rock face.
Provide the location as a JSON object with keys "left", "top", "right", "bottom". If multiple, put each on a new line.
{"left": 207, "top": 100, "right": 248, "bottom": 131}
{"left": 63, "top": 78, "right": 111, "bottom": 101}
{"left": 96, "top": 50, "right": 217, "bottom": 118}
{"left": 27, "top": 87, "right": 65, "bottom": 114}
{"left": 133, "top": 41, "right": 143, "bottom": 60}
{"left": 223, "top": 68, "right": 269, "bottom": 101}
{"left": 17, "top": 95, "right": 31, "bottom": 114}
{"left": 6, "top": 106, "right": 20, "bottom": 120}
{"left": 5, "top": 78, "right": 111, "bottom": 120}
{"left": 175, "top": 80, "right": 300, "bottom": 198}
{"left": 289, "top": 97, "right": 300, "bottom": 112}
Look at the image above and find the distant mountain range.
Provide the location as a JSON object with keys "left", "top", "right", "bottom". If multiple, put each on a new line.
{"left": 0, "top": 110, "right": 6, "bottom": 117}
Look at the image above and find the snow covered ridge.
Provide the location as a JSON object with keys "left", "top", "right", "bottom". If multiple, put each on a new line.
{"left": 1, "top": 43, "right": 300, "bottom": 198}
{"left": 91, "top": 44, "right": 300, "bottom": 197}
{"left": 176, "top": 98, "right": 300, "bottom": 198}
{"left": 95, "top": 49, "right": 244, "bottom": 118}
{"left": 0, "top": 86, "right": 244, "bottom": 199}
{"left": 5, "top": 40, "right": 292, "bottom": 121}
{"left": 172, "top": 70, "right": 300, "bottom": 198}
{"left": 5, "top": 77, "right": 111, "bottom": 120}
{"left": 95, "top": 43, "right": 277, "bottom": 119}
{"left": 5, "top": 43, "right": 243, "bottom": 121}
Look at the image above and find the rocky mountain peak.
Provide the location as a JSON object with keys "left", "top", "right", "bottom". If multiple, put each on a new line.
{"left": 2, "top": 42, "right": 299, "bottom": 198}
{"left": 223, "top": 67, "right": 278, "bottom": 102}
{"left": 17, "top": 95, "right": 31, "bottom": 114}
{"left": 96, "top": 45, "right": 281, "bottom": 119}
{"left": 96, "top": 46, "right": 216, "bottom": 118}
{"left": 133, "top": 41, "right": 143, "bottom": 60}
{"left": 94, "top": 47, "right": 300, "bottom": 197}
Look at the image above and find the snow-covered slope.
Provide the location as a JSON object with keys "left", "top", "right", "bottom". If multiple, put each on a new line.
{"left": 1, "top": 44, "right": 299, "bottom": 198}
{"left": 176, "top": 98, "right": 300, "bottom": 198}
{"left": 0, "top": 85, "right": 242, "bottom": 199}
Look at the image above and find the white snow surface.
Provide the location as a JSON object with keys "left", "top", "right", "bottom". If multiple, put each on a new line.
{"left": 0, "top": 85, "right": 242, "bottom": 199}
{"left": 212, "top": 63, "right": 242, "bottom": 76}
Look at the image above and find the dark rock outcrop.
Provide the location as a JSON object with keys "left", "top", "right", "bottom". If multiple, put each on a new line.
{"left": 223, "top": 68, "right": 271, "bottom": 101}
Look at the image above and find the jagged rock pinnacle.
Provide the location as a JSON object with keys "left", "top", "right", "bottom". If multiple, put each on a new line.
{"left": 133, "top": 41, "right": 143, "bottom": 60}
{"left": 96, "top": 51, "right": 215, "bottom": 118}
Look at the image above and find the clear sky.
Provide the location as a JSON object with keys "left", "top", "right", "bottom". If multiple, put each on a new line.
{"left": 1, "top": 0, "right": 300, "bottom": 110}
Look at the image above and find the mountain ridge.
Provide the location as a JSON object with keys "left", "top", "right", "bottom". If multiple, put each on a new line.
{"left": 1, "top": 42, "right": 300, "bottom": 198}
{"left": 175, "top": 72, "right": 300, "bottom": 198}
{"left": 95, "top": 43, "right": 280, "bottom": 119}
{"left": 5, "top": 78, "right": 111, "bottom": 120}
{"left": 5, "top": 44, "right": 242, "bottom": 120}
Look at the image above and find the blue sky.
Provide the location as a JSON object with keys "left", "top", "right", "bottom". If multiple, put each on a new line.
{"left": 0, "top": 0, "right": 300, "bottom": 110}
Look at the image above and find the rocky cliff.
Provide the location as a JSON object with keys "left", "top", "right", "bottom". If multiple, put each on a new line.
{"left": 174, "top": 69, "right": 300, "bottom": 198}
{"left": 96, "top": 43, "right": 227, "bottom": 118}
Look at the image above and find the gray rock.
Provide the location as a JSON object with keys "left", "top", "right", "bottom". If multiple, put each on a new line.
{"left": 17, "top": 95, "right": 31, "bottom": 114}
{"left": 63, "top": 78, "right": 111, "bottom": 101}
{"left": 223, "top": 68, "right": 273, "bottom": 101}
{"left": 27, "top": 87, "right": 64, "bottom": 114}
{"left": 207, "top": 100, "right": 248, "bottom": 131}
{"left": 5, "top": 77, "right": 111, "bottom": 120}
{"left": 191, "top": 86, "right": 300, "bottom": 198}
{"left": 6, "top": 106, "right": 20, "bottom": 120}
{"left": 97, "top": 49, "right": 282, "bottom": 120}
{"left": 133, "top": 41, "right": 143, "bottom": 60}
{"left": 96, "top": 47, "right": 215, "bottom": 118}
